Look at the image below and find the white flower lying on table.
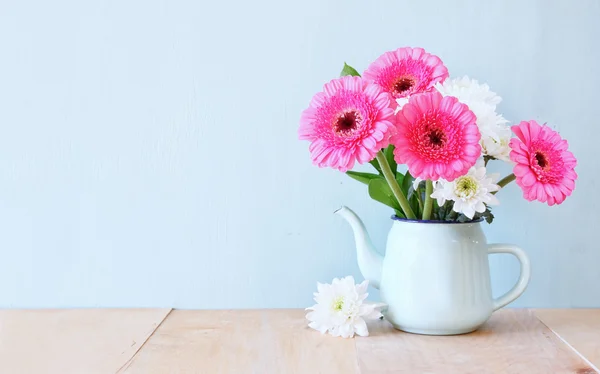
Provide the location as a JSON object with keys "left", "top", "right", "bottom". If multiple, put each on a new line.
{"left": 306, "top": 276, "right": 382, "bottom": 338}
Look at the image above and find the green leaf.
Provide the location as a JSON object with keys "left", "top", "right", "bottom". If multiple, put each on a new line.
{"left": 368, "top": 178, "right": 401, "bottom": 211}
{"left": 402, "top": 170, "right": 414, "bottom": 195}
{"left": 457, "top": 214, "right": 470, "bottom": 223}
{"left": 384, "top": 145, "right": 397, "bottom": 176}
{"left": 476, "top": 206, "right": 495, "bottom": 224}
{"left": 340, "top": 62, "right": 361, "bottom": 77}
{"left": 437, "top": 201, "right": 448, "bottom": 221}
{"left": 408, "top": 191, "right": 421, "bottom": 218}
{"left": 432, "top": 199, "right": 440, "bottom": 220}
{"left": 346, "top": 171, "right": 382, "bottom": 186}
{"left": 446, "top": 208, "right": 459, "bottom": 221}
{"left": 394, "top": 209, "right": 406, "bottom": 219}
{"left": 369, "top": 158, "right": 382, "bottom": 174}
{"left": 395, "top": 171, "right": 405, "bottom": 187}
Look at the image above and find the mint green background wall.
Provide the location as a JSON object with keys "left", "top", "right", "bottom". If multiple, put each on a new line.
{"left": 0, "top": 0, "right": 596, "bottom": 307}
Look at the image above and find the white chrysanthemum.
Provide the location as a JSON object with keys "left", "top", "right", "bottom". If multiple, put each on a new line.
{"left": 430, "top": 162, "right": 500, "bottom": 219}
{"left": 306, "top": 276, "right": 382, "bottom": 338}
{"left": 435, "top": 77, "right": 510, "bottom": 161}
{"left": 435, "top": 76, "right": 502, "bottom": 110}
{"left": 481, "top": 122, "right": 512, "bottom": 162}
{"left": 412, "top": 177, "right": 423, "bottom": 190}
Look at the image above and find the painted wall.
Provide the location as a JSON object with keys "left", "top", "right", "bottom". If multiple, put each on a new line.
{"left": 0, "top": 0, "right": 597, "bottom": 308}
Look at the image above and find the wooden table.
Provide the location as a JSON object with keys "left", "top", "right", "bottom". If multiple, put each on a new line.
{"left": 0, "top": 309, "right": 597, "bottom": 373}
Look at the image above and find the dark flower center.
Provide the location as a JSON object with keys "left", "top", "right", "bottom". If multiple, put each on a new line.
{"left": 394, "top": 77, "right": 415, "bottom": 94}
{"left": 333, "top": 110, "right": 361, "bottom": 136}
{"left": 530, "top": 142, "right": 564, "bottom": 184}
{"left": 535, "top": 151, "right": 548, "bottom": 169}
{"left": 428, "top": 129, "right": 446, "bottom": 148}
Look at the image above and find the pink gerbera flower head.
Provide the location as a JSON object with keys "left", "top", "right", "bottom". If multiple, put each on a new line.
{"left": 392, "top": 91, "right": 481, "bottom": 181}
{"left": 298, "top": 75, "right": 396, "bottom": 172}
{"left": 363, "top": 47, "right": 449, "bottom": 108}
{"left": 509, "top": 120, "right": 577, "bottom": 206}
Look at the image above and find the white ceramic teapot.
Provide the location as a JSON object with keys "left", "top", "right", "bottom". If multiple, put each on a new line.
{"left": 336, "top": 206, "right": 530, "bottom": 335}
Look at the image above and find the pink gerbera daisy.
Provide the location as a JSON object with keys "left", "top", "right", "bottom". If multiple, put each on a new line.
{"left": 509, "top": 120, "right": 577, "bottom": 206}
{"left": 392, "top": 91, "right": 481, "bottom": 181}
{"left": 363, "top": 47, "right": 449, "bottom": 108}
{"left": 298, "top": 76, "right": 395, "bottom": 172}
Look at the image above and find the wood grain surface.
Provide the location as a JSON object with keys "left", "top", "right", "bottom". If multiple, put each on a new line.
{"left": 0, "top": 308, "right": 597, "bottom": 374}
{"left": 119, "top": 309, "right": 358, "bottom": 374}
{"left": 0, "top": 308, "right": 171, "bottom": 374}
{"left": 121, "top": 309, "right": 597, "bottom": 374}
{"left": 356, "top": 309, "right": 595, "bottom": 374}
{"left": 535, "top": 309, "right": 600, "bottom": 371}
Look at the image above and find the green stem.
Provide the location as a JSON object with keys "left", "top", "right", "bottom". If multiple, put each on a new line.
{"left": 375, "top": 152, "right": 416, "bottom": 219}
{"left": 422, "top": 180, "right": 434, "bottom": 220}
{"left": 493, "top": 173, "right": 516, "bottom": 194}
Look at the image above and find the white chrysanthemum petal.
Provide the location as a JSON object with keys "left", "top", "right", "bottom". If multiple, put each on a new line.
{"left": 354, "top": 319, "right": 369, "bottom": 337}
{"left": 430, "top": 189, "right": 446, "bottom": 206}
{"left": 358, "top": 303, "right": 375, "bottom": 316}
{"left": 306, "top": 277, "right": 381, "bottom": 338}
{"left": 329, "top": 325, "right": 340, "bottom": 337}
{"left": 412, "top": 177, "right": 423, "bottom": 191}
{"left": 436, "top": 77, "right": 512, "bottom": 162}
{"left": 356, "top": 279, "right": 368, "bottom": 295}
{"left": 462, "top": 205, "right": 476, "bottom": 219}
{"left": 431, "top": 163, "right": 500, "bottom": 219}
{"left": 308, "top": 321, "right": 329, "bottom": 334}
{"left": 361, "top": 305, "right": 383, "bottom": 320}
{"left": 339, "top": 323, "right": 354, "bottom": 338}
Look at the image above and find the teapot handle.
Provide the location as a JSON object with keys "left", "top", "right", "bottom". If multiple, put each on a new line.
{"left": 487, "top": 243, "right": 531, "bottom": 311}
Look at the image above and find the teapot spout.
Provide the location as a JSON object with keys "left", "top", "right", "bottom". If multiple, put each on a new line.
{"left": 335, "top": 206, "right": 383, "bottom": 289}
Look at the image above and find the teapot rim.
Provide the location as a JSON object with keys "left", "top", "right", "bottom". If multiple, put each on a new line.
{"left": 391, "top": 216, "right": 484, "bottom": 224}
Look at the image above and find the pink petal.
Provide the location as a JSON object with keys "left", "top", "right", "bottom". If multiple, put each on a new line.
{"left": 323, "top": 78, "right": 343, "bottom": 96}
{"left": 357, "top": 146, "right": 371, "bottom": 163}
{"left": 562, "top": 177, "right": 575, "bottom": 190}
{"left": 528, "top": 120, "right": 541, "bottom": 140}
{"left": 521, "top": 172, "right": 536, "bottom": 187}
{"left": 513, "top": 164, "right": 530, "bottom": 177}
{"left": 535, "top": 184, "right": 547, "bottom": 202}
{"left": 451, "top": 159, "right": 463, "bottom": 171}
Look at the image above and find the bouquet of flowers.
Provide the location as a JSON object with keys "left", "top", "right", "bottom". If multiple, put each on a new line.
{"left": 298, "top": 47, "right": 577, "bottom": 222}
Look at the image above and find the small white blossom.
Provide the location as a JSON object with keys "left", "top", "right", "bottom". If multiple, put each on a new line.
{"left": 435, "top": 77, "right": 511, "bottom": 162}
{"left": 481, "top": 122, "right": 512, "bottom": 162}
{"left": 430, "top": 162, "right": 500, "bottom": 219}
{"left": 435, "top": 76, "right": 502, "bottom": 109}
{"left": 412, "top": 177, "right": 423, "bottom": 190}
{"left": 306, "top": 276, "right": 382, "bottom": 338}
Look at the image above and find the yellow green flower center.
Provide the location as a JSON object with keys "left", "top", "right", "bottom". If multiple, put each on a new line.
{"left": 455, "top": 176, "right": 478, "bottom": 199}
{"left": 332, "top": 296, "right": 345, "bottom": 312}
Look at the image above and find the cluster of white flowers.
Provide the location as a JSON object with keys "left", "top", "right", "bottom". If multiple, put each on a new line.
{"left": 426, "top": 77, "right": 511, "bottom": 218}
{"left": 306, "top": 276, "right": 382, "bottom": 338}
{"left": 435, "top": 76, "right": 511, "bottom": 162}
{"left": 431, "top": 162, "right": 500, "bottom": 219}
